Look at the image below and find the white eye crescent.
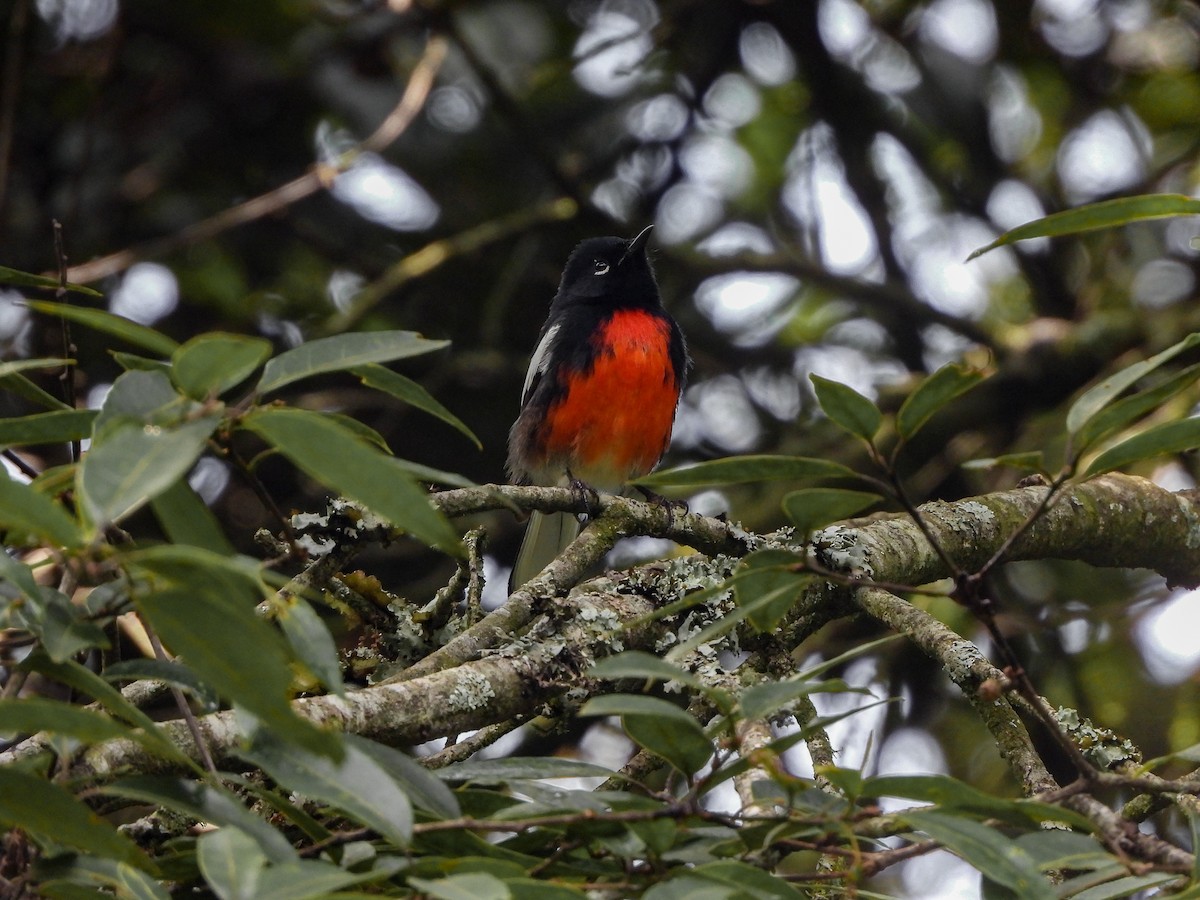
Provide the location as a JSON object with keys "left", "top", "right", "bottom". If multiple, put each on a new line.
{"left": 593, "top": 260, "right": 610, "bottom": 275}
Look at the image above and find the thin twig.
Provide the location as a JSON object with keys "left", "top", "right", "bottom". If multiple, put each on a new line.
{"left": 146, "top": 626, "right": 217, "bottom": 776}
{"left": 318, "top": 196, "right": 576, "bottom": 335}
{"left": 64, "top": 36, "right": 449, "bottom": 285}
{"left": 1, "top": 450, "right": 38, "bottom": 481}
{"left": 0, "top": 668, "right": 27, "bottom": 701}
{"left": 463, "top": 527, "right": 487, "bottom": 627}
{"left": 51, "top": 221, "right": 80, "bottom": 462}
{"left": 229, "top": 447, "right": 300, "bottom": 552}
{"left": 418, "top": 716, "right": 526, "bottom": 768}
{"left": 975, "top": 473, "right": 1070, "bottom": 580}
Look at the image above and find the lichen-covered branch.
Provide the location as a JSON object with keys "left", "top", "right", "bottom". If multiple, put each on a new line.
{"left": 853, "top": 586, "right": 1058, "bottom": 797}
{"left": 812, "top": 474, "right": 1200, "bottom": 589}
{"left": 12, "top": 473, "right": 1199, "bottom": 799}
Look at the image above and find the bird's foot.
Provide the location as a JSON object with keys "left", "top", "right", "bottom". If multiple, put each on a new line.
{"left": 635, "top": 485, "right": 689, "bottom": 517}
{"left": 566, "top": 472, "right": 602, "bottom": 518}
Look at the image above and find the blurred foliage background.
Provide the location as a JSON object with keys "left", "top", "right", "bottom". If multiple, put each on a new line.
{"left": 6, "top": 0, "right": 1200, "bottom": 891}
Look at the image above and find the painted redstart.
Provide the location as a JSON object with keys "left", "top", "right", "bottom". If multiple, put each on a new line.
{"left": 507, "top": 226, "right": 688, "bottom": 588}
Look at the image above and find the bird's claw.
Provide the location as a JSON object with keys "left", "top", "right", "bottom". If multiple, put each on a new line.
{"left": 636, "top": 485, "right": 689, "bottom": 517}
{"left": 566, "top": 473, "right": 602, "bottom": 518}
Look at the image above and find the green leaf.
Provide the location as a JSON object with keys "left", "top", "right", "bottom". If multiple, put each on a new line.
{"left": 241, "top": 407, "right": 459, "bottom": 552}
{"left": 0, "top": 264, "right": 102, "bottom": 296}
{"left": 0, "top": 371, "right": 72, "bottom": 410}
{"left": 688, "top": 860, "right": 807, "bottom": 898}
{"left": 1067, "top": 332, "right": 1200, "bottom": 435}
{"left": 968, "top": 194, "right": 1200, "bottom": 261}
{"left": 1083, "top": 416, "right": 1200, "bottom": 477}
{"left": 253, "top": 858, "right": 406, "bottom": 900}
{"left": 0, "top": 469, "right": 81, "bottom": 547}
{"left": 150, "top": 478, "right": 236, "bottom": 555}
{"left": 348, "top": 735, "right": 460, "bottom": 819}
{"left": 581, "top": 694, "right": 711, "bottom": 776}
{"left": 0, "top": 357, "right": 74, "bottom": 379}
{"left": 1074, "top": 361, "right": 1200, "bottom": 454}
{"left": 1066, "top": 873, "right": 1180, "bottom": 899}
{"left": 0, "top": 409, "right": 96, "bottom": 447}
{"left": 318, "top": 410, "right": 391, "bottom": 451}
{"left": 634, "top": 454, "right": 857, "bottom": 488}
{"left": 275, "top": 594, "right": 345, "bottom": 697}
{"left": 20, "top": 652, "right": 190, "bottom": 764}
{"left": 394, "top": 457, "right": 476, "bottom": 488}
{"left": 25, "top": 300, "right": 179, "bottom": 355}
{"left": 903, "top": 809, "right": 1056, "bottom": 899}
{"left": 580, "top": 693, "right": 699, "bottom": 722}
{"left": 92, "top": 369, "right": 192, "bottom": 433}
{"left": 809, "top": 374, "right": 881, "bottom": 443}
{"left": 1140, "top": 740, "right": 1200, "bottom": 772}
{"left": 867, "top": 774, "right": 1094, "bottom": 830}
{"left": 112, "top": 350, "right": 172, "bottom": 374}
{"left": 256, "top": 330, "right": 448, "bottom": 395}
{"left": 221, "top": 773, "right": 331, "bottom": 843}
{"left": 0, "top": 549, "right": 41, "bottom": 600}
{"left": 101, "top": 776, "right": 297, "bottom": 864}
{"left": 172, "top": 332, "right": 272, "bottom": 399}
{"left": 0, "top": 697, "right": 135, "bottom": 744}
{"left": 867, "top": 773, "right": 1006, "bottom": 809}
{"left": 897, "top": 363, "right": 984, "bottom": 440}
{"left": 782, "top": 488, "right": 880, "bottom": 536}
{"left": 817, "top": 764, "right": 864, "bottom": 800}
{"left": 1011, "top": 829, "right": 1114, "bottom": 871}
{"left": 589, "top": 651, "right": 707, "bottom": 692}
{"left": 78, "top": 415, "right": 220, "bottom": 527}
{"left": 642, "top": 876, "right": 741, "bottom": 899}
{"left": 436, "top": 757, "right": 620, "bottom": 783}
{"left": 239, "top": 729, "right": 413, "bottom": 848}
{"left": 197, "top": 826, "right": 266, "bottom": 900}
{"left": 11, "top": 586, "right": 108, "bottom": 661}
{"left": 130, "top": 546, "right": 337, "bottom": 757}
{"left": 734, "top": 549, "right": 811, "bottom": 633}
{"left": 312, "top": 412, "right": 473, "bottom": 487}
{"left": 0, "top": 769, "right": 149, "bottom": 868}
{"left": 497, "top": 879, "right": 589, "bottom": 900}
{"left": 407, "top": 874, "right": 511, "bottom": 900}
{"left": 739, "top": 678, "right": 867, "bottom": 721}
{"left": 103, "top": 658, "right": 220, "bottom": 711}
{"left": 35, "top": 854, "right": 170, "bottom": 900}
{"left": 78, "top": 369, "right": 220, "bottom": 530}
{"left": 354, "top": 362, "right": 481, "bottom": 448}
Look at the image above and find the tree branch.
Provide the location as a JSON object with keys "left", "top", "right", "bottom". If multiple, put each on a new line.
{"left": 64, "top": 35, "right": 448, "bottom": 285}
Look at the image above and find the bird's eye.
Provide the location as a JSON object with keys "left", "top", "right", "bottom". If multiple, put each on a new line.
{"left": 593, "top": 260, "right": 610, "bottom": 275}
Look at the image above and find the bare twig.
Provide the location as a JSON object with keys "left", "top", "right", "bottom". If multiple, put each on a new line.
{"left": 418, "top": 716, "right": 526, "bottom": 768}
{"left": 64, "top": 36, "right": 449, "bottom": 285}
{"left": 320, "top": 196, "right": 576, "bottom": 335}
{"left": 51, "top": 220, "right": 81, "bottom": 462}
{"left": 675, "top": 248, "right": 997, "bottom": 349}
{"left": 146, "top": 626, "right": 217, "bottom": 776}
{"left": 1, "top": 450, "right": 38, "bottom": 481}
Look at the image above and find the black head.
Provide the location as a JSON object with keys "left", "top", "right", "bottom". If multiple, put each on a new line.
{"left": 554, "top": 226, "right": 659, "bottom": 308}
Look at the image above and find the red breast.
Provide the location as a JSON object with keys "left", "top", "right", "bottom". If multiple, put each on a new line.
{"left": 536, "top": 309, "right": 681, "bottom": 489}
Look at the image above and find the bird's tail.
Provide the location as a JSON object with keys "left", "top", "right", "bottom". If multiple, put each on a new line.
{"left": 510, "top": 510, "right": 581, "bottom": 591}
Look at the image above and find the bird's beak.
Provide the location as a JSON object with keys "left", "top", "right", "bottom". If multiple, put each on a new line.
{"left": 621, "top": 224, "right": 654, "bottom": 264}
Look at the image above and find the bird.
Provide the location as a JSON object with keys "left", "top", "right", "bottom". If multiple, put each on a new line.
{"left": 507, "top": 225, "right": 688, "bottom": 589}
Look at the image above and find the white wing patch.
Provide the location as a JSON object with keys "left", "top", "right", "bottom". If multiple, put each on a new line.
{"left": 521, "top": 323, "right": 560, "bottom": 405}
